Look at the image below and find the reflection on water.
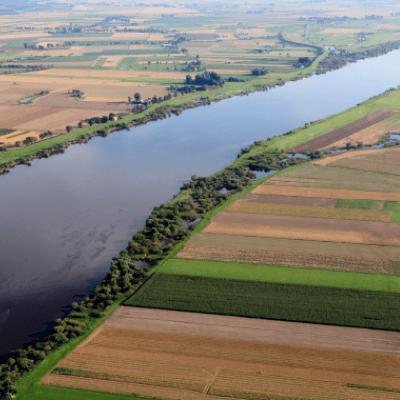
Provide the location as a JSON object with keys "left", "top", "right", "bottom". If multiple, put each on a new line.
{"left": 1, "top": 49, "right": 400, "bottom": 358}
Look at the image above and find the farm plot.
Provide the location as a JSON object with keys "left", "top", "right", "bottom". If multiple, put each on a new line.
{"left": 160, "top": 259, "right": 400, "bottom": 292}
{"left": 40, "top": 307, "right": 400, "bottom": 400}
{"left": 126, "top": 273, "right": 400, "bottom": 330}
{"left": 176, "top": 244, "right": 400, "bottom": 275}
{"left": 287, "top": 109, "right": 397, "bottom": 152}
{"left": 265, "top": 164, "right": 400, "bottom": 193}
{"left": 226, "top": 202, "right": 392, "bottom": 222}
{"left": 237, "top": 193, "right": 338, "bottom": 207}
{"left": 323, "top": 147, "right": 400, "bottom": 176}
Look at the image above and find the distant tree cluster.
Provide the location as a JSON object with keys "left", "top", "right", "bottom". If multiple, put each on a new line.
{"left": 185, "top": 71, "right": 223, "bottom": 86}
{"left": 251, "top": 67, "right": 268, "bottom": 76}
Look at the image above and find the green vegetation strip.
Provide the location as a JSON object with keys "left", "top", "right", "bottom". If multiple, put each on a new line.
{"left": 346, "top": 383, "right": 400, "bottom": 393}
{"left": 125, "top": 273, "right": 400, "bottom": 330}
{"left": 23, "top": 385, "right": 153, "bottom": 399}
{"left": 160, "top": 259, "right": 400, "bottom": 292}
{"left": 336, "top": 198, "right": 382, "bottom": 210}
{"left": 383, "top": 201, "right": 400, "bottom": 223}
{"left": 0, "top": 129, "right": 14, "bottom": 137}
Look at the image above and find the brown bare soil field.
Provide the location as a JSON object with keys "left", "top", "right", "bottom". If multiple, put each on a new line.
{"left": 28, "top": 68, "right": 189, "bottom": 80}
{"left": 34, "top": 94, "right": 130, "bottom": 111}
{"left": 186, "top": 233, "right": 400, "bottom": 261}
{"left": 266, "top": 164, "right": 400, "bottom": 193}
{"left": 177, "top": 245, "right": 400, "bottom": 275}
{"left": 313, "top": 149, "right": 382, "bottom": 165}
{"left": 327, "top": 147, "right": 400, "bottom": 176}
{"left": 41, "top": 307, "right": 400, "bottom": 399}
{"left": 238, "top": 193, "right": 338, "bottom": 207}
{"left": 204, "top": 221, "right": 400, "bottom": 246}
{"left": 76, "top": 84, "right": 169, "bottom": 99}
{"left": 0, "top": 32, "right": 49, "bottom": 40}
{"left": 255, "top": 184, "right": 400, "bottom": 201}
{"left": 287, "top": 109, "right": 398, "bottom": 152}
{"left": 213, "top": 212, "right": 400, "bottom": 236}
{"left": 227, "top": 201, "right": 392, "bottom": 222}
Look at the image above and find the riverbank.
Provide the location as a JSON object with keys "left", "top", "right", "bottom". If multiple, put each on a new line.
{"left": 3, "top": 83, "right": 400, "bottom": 398}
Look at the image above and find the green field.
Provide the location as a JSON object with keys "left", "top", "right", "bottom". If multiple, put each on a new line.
{"left": 383, "top": 200, "right": 400, "bottom": 223}
{"left": 336, "top": 198, "right": 381, "bottom": 210}
{"left": 0, "top": 128, "right": 14, "bottom": 136}
{"left": 126, "top": 273, "right": 400, "bottom": 330}
{"left": 21, "top": 385, "right": 153, "bottom": 400}
{"left": 160, "top": 259, "right": 400, "bottom": 292}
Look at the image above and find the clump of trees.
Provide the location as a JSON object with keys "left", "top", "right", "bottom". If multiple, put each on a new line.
{"left": 69, "top": 89, "right": 84, "bottom": 98}
{"left": 39, "top": 131, "right": 53, "bottom": 139}
{"left": 251, "top": 67, "right": 268, "bottom": 76}
{"left": 185, "top": 71, "right": 223, "bottom": 86}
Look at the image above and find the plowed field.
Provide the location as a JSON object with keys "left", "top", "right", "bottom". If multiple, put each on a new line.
{"left": 253, "top": 184, "right": 400, "bottom": 200}
{"left": 227, "top": 202, "right": 392, "bottom": 222}
{"left": 265, "top": 164, "right": 400, "bottom": 193}
{"left": 41, "top": 307, "right": 400, "bottom": 400}
{"left": 203, "top": 221, "right": 400, "bottom": 246}
{"left": 185, "top": 234, "right": 400, "bottom": 260}
{"left": 313, "top": 149, "right": 382, "bottom": 166}
{"left": 177, "top": 245, "right": 400, "bottom": 275}
{"left": 326, "top": 147, "right": 400, "bottom": 176}
{"left": 238, "top": 193, "right": 338, "bottom": 207}
{"left": 287, "top": 109, "right": 397, "bottom": 152}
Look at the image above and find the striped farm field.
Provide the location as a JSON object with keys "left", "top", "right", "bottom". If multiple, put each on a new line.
{"left": 160, "top": 259, "right": 400, "bottom": 292}
{"left": 185, "top": 234, "right": 400, "bottom": 261}
{"left": 238, "top": 193, "right": 338, "bottom": 207}
{"left": 252, "top": 184, "right": 400, "bottom": 201}
{"left": 226, "top": 201, "right": 393, "bottom": 222}
{"left": 176, "top": 244, "right": 400, "bottom": 275}
{"left": 126, "top": 273, "right": 400, "bottom": 330}
{"left": 265, "top": 164, "right": 400, "bottom": 193}
{"left": 40, "top": 307, "right": 400, "bottom": 400}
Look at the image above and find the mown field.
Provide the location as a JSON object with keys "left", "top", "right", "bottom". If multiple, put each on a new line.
{"left": 126, "top": 273, "right": 400, "bottom": 330}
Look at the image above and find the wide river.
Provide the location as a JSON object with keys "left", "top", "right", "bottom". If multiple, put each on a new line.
{"left": 1, "top": 50, "right": 400, "bottom": 358}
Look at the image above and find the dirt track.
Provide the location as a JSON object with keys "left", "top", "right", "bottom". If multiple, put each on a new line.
{"left": 287, "top": 109, "right": 397, "bottom": 152}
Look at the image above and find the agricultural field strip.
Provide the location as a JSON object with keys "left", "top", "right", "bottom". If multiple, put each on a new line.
{"left": 226, "top": 202, "right": 392, "bottom": 222}
{"left": 185, "top": 234, "right": 400, "bottom": 261}
{"left": 203, "top": 221, "right": 400, "bottom": 246}
{"left": 100, "top": 307, "right": 400, "bottom": 354}
{"left": 237, "top": 193, "right": 338, "bottom": 207}
{"left": 126, "top": 273, "right": 400, "bottom": 332}
{"left": 287, "top": 109, "right": 398, "bottom": 152}
{"left": 253, "top": 184, "right": 400, "bottom": 201}
{"left": 176, "top": 244, "right": 400, "bottom": 276}
{"left": 313, "top": 149, "right": 385, "bottom": 166}
{"left": 161, "top": 259, "right": 400, "bottom": 292}
{"left": 212, "top": 212, "right": 400, "bottom": 236}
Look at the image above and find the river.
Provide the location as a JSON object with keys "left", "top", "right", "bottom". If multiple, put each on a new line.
{"left": 1, "top": 49, "right": 400, "bottom": 359}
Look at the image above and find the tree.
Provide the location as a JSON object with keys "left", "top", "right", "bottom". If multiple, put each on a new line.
{"left": 108, "top": 113, "right": 115, "bottom": 121}
{"left": 134, "top": 92, "right": 141, "bottom": 101}
{"left": 101, "top": 116, "right": 108, "bottom": 123}
{"left": 78, "top": 121, "right": 83, "bottom": 128}
{"left": 66, "top": 125, "right": 72, "bottom": 133}
{"left": 128, "top": 96, "right": 132, "bottom": 104}
{"left": 23, "top": 136, "right": 37, "bottom": 145}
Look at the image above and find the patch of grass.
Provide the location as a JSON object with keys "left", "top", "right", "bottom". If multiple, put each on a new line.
{"left": 21, "top": 385, "right": 156, "bottom": 400}
{"left": 38, "top": 55, "right": 99, "bottom": 62}
{"left": 160, "top": 259, "right": 400, "bottom": 292}
{"left": 125, "top": 273, "right": 400, "bottom": 330}
{"left": 383, "top": 200, "right": 400, "bottom": 222}
{"left": 49, "top": 33, "right": 114, "bottom": 38}
{"left": 336, "top": 198, "right": 381, "bottom": 210}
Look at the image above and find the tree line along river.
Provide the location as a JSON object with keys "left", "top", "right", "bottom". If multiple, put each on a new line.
{"left": 1, "top": 49, "right": 400, "bottom": 359}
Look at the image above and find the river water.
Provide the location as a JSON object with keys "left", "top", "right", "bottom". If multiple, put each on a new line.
{"left": 1, "top": 50, "right": 400, "bottom": 358}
